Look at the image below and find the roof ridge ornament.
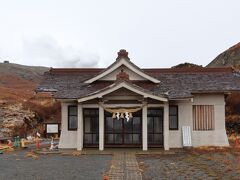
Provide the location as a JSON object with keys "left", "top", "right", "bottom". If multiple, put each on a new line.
{"left": 83, "top": 49, "right": 160, "bottom": 83}
{"left": 116, "top": 49, "right": 130, "bottom": 60}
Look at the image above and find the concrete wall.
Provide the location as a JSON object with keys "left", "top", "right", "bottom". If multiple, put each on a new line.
{"left": 169, "top": 94, "right": 229, "bottom": 148}
{"left": 58, "top": 102, "right": 78, "bottom": 149}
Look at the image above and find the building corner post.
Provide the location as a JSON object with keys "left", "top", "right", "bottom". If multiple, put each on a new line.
{"left": 77, "top": 103, "right": 83, "bottom": 151}
{"left": 99, "top": 102, "right": 104, "bottom": 151}
{"left": 164, "top": 102, "right": 169, "bottom": 150}
{"left": 142, "top": 104, "right": 148, "bottom": 151}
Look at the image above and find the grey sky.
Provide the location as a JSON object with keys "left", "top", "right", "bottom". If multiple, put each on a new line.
{"left": 0, "top": 0, "right": 239, "bottom": 68}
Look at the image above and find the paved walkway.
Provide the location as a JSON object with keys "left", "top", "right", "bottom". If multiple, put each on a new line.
{"left": 107, "top": 152, "right": 142, "bottom": 180}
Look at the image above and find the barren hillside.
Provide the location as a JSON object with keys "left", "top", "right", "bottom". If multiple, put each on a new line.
{"left": 206, "top": 42, "right": 240, "bottom": 134}
{"left": 0, "top": 62, "right": 48, "bottom": 103}
{"left": 0, "top": 62, "right": 60, "bottom": 138}
{"left": 207, "top": 42, "right": 240, "bottom": 68}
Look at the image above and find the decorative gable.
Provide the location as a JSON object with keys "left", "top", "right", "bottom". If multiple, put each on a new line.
{"left": 84, "top": 49, "right": 160, "bottom": 83}
{"left": 98, "top": 65, "right": 146, "bottom": 81}
{"left": 78, "top": 81, "right": 167, "bottom": 102}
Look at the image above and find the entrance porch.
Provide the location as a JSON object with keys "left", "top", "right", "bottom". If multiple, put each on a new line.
{"left": 74, "top": 102, "right": 169, "bottom": 151}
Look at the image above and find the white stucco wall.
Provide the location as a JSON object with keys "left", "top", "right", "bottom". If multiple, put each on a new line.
{"left": 169, "top": 94, "right": 229, "bottom": 148}
{"left": 58, "top": 102, "right": 78, "bottom": 149}
{"left": 58, "top": 94, "right": 229, "bottom": 150}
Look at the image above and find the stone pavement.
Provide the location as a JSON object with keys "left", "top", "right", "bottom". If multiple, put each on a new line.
{"left": 137, "top": 150, "right": 240, "bottom": 180}
{"left": 107, "top": 152, "right": 142, "bottom": 180}
{"left": 2, "top": 147, "right": 239, "bottom": 179}
{"left": 0, "top": 150, "right": 111, "bottom": 180}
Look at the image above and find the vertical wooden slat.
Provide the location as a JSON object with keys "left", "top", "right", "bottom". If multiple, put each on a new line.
{"left": 193, "top": 106, "right": 195, "bottom": 130}
{"left": 207, "top": 105, "right": 209, "bottom": 130}
{"left": 202, "top": 106, "right": 206, "bottom": 130}
{"left": 195, "top": 106, "right": 197, "bottom": 130}
{"left": 197, "top": 106, "right": 199, "bottom": 130}
{"left": 195, "top": 105, "right": 197, "bottom": 131}
{"left": 205, "top": 106, "right": 207, "bottom": 130}
{"left": 195, "top": 106, "right": 198, "bottom": 130}
{"left": 196, "top": 105, "right": 198, "bottom": 130}
{"left": 200, "top": 106, "right": 204, "bottom": 130}
{"left": 198, "top": 106, "right": 200, "bottom": 130}
{"left": 205, "top": 106, "right": 209, "bottom": 130}
{"left": 208, "top": 106, "right": 211, "bottom": 130}
{"left": 202, "top": 105, "right": 204, "bottom": 130}
{"left": 198, "top": 105, "right": 200, "bottom": 130}
{"left": 212, "top": 106, "right": 215, "bottom": 129}
{"left": 194, "top": 106, "right": 196, "bottom": 130}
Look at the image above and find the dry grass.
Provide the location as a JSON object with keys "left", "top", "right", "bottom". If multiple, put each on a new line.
{"left": 72, "top": 151, "right": 81, "bottom": 156}
{"left": 25, "top": 151, "right": 39, "bottom": 160}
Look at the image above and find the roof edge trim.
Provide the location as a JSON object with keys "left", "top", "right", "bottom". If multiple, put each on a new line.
{"left": 84, "top": 58, "right": 160, "bottom": 84}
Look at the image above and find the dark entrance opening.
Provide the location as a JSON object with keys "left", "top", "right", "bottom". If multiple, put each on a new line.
{"left": 147, "top": 108, "right": 164, "bottom": 147}
{"left": 105, "top": 110, "right": 142, "bottom": 147}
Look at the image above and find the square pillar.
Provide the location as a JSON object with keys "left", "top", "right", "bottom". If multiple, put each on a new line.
{"left": 142, "top": 105, "right": 148, "bottom": 151}
{"left": 163, "top": 103, "right": 169, "bottom": 150}
{"left": 77, "top": 103, "right": 83, "bottom": 151}
{"left": 99, "top": 103, "right": 104, "bottom": 151}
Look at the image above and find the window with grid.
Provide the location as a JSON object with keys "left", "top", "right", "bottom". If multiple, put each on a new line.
{"left": 193, "top": 105, "right": 214, "bottom": 131}
{"left": 147, "top": 108, "right": 163, "bottom": 146}
{"left": 169, "top": 105, "right": 178, "bottom": 130}
{"left": 68, "top": 106, "right": 78, "bottom": 130}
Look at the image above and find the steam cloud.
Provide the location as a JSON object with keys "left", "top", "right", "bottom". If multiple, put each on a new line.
{"left": 21, "top": 36, "right": 99, "bottom": 68}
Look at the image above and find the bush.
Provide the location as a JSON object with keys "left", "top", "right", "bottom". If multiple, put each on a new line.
{"left": 22, "top": 100, "right": 61, "bottom": 124}
{"left": 226, "top": 115, "right": 240, "bottom": 135}
{"left": 226, "top": 92, "right": 240, "bottom": 115}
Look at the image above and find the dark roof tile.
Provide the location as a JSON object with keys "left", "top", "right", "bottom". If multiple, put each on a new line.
{"left": 37, "top": 67, "right": 240, "bottom": 99}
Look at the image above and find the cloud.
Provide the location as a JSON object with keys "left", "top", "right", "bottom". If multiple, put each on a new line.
{"left": 21, "top": 36, "right": 100, "bottom": 68}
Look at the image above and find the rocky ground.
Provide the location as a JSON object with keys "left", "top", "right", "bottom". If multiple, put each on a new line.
{"left": 0, "top": 103, "right": 37, "bottom": 138}
{"left": 0, "top": 62, "right": 60, "bottom": 138}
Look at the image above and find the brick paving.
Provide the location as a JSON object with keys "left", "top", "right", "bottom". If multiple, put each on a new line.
{"left": 107, "top": 152, "right": 142, "bottom": 180}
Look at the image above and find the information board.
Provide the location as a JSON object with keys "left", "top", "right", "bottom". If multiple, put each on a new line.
{"left": 46, "top": 124, "right": 58, "bottom": 133}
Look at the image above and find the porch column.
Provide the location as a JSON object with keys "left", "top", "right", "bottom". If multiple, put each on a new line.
{"left": 99, "top": 103, "right": 104, "bottom": 151}
{"left": 142, "top": 104, "right": 148, "bottom": 151}
{"left": 77, "top": 103, "right": 83, "bottom": 151}
{"left": 163, "top": 102, "right": 169, "bottom": 150}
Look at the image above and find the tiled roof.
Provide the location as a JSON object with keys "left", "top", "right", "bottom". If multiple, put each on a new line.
{"left": 37, "top": 67, "right": 240, "bottom": 99}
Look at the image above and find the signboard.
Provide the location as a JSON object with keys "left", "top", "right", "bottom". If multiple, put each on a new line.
{"left": 46, "top": 124, "right": 58, "bottom": 133}
{"left": 182, "top": 126, "right": 192, "bottom": 147}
